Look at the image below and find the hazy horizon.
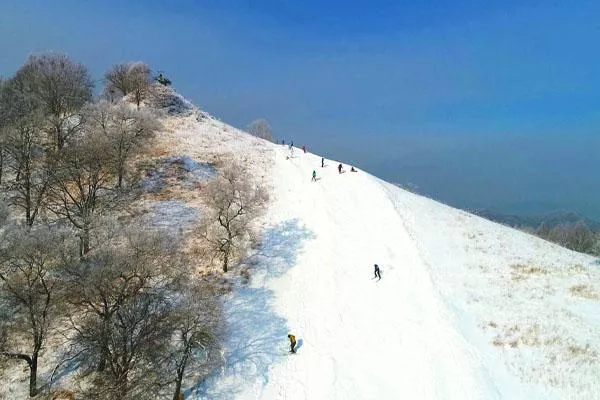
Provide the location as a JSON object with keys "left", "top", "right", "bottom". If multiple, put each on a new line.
{"left": 2, "top": 0, "right": 599, "bottom": 220}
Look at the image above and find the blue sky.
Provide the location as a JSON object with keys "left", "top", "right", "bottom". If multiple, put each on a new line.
{"left": 1, "top": 0, "right": 599, "bottom": 218}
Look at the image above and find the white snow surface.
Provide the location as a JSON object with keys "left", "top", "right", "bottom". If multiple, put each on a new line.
{"left": 3, "top": 98, "right": 599, "bottom": 399}
{"left": 184, "top": 115, "right": 599, "bottom": 399}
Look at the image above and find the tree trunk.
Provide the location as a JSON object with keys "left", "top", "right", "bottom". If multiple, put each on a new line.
{"left": 222, "top": 252, "right": 228, "bottom": 273}
{"left": 80, "top": 225, "right": 91, "bottom": 257}
{"left": 222, "top": 232, "right": 233, "bottom": 273}
{"left": 117, "top": 371, "right": 129, "bottom": 399}
{"left": 97, "top": 315, "right": 110, "bottom": 372}
{"left": 0, "top": 148, "right": 3, "bottom": 185}
{"left": 25, "top": 178, "right": 33, "bottom": 227}
{"left": 29, "top": 354, "right": 38, "bottom": 397}
{"left": 173, "top": 368, "right": 185, "bottom": 400}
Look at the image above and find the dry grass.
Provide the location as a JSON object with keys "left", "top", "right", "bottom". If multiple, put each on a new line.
{"left": 569, "top": 284, "right": 599, "bottom": 300}
{"left": 490, "top": 323, "right": 561, "bottom": 348}
{"left": 565, "top": 344, "right": 598, "bottom": 364}
{"left": 510, "top": 264, "right": 548, "bottom": 281}
{"left": 50, "top": 390, "right": 76, "bottom": 400}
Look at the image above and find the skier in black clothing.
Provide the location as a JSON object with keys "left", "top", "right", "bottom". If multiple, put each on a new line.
{"left": 338, "top": 163, "right": 343, "bottom": 174}
{"left": 321, "top": 157, "right": 324, "bottom": 168}
{"left": 374, "top": 264, "right": 381, "bottom": 280}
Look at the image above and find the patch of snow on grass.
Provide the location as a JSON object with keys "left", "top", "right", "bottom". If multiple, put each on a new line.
{"left": 141, "top": 155, "right": 216, "bottom": 192}
{"left": 147, "top": 200, "right": 201, "bottom": 235}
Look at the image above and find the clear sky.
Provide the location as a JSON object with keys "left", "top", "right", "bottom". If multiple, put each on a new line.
{"left": 1, "top": 0, "right": 599, "bottom": 218}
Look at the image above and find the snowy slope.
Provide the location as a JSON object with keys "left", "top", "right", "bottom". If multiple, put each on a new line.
{"left": 3, "top": 97, "right": 598, "bottom": 399}
{"left": 187, "top": 128, "right": 599, "bottom": 399}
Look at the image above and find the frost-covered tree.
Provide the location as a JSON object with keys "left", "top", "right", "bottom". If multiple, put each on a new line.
{"left": 84, "top": 100, "right": 161, "bottom": 188}
{"left": 105, "top": 62, "right": 153, "bottom": 109}
{"left": 14, "top": 53, "right": 93, "bottom": 150}
{"left": 0, "top": 226, "right": 78, "bottom": 397}
{"left": 0, "top": 77, "right": 49, "bottom": 226}
{"left": 246, "top": 118, "right": 274, "bottom": 142}
{"left": 198, "top": 162, "right": 268, "bottom": 272}
{"left": 165, "top": 281, "right": 223, "bottom": 400}
{"left": 45, "top": 131, "right": 115, "bottom": 256}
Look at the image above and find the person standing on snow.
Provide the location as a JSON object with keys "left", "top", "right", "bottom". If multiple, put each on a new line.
{"left": 311, "top": 170, "right": 317, "bottom": 182}
{"left": 374, "top": 264, "right": 381, "bottom": 280}
{"left": 338, "top": 163, "right": 344, "bottom": 174}
{"left": 321, "top": 157, "right": 324, "bottom": 168}
{"left": 302, "top": 145, "right": 306, "bottom": 153}
{"left": 288, "top": 334, "right": 297, "bottom": 353}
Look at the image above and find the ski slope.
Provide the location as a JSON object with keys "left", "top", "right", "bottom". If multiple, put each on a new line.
{"left": 4, "top": 94, "right": 597, "bottom": 399}
{"left": 256, "top": 149, "right": 502, "bottom": 398}
{"left": 195, "top": 134, "right": 599, "bottom": 399}
{"left": 194, "top": 147, "right": 500, "bottom": 398}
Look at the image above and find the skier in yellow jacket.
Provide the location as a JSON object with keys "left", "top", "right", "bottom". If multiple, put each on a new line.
{"left": 288, "top": 334, "right": 297, "bottom": 353}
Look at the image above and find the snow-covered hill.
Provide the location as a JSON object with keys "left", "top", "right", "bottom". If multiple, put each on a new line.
{"left": 152, "top": 101, "right": 599, "bottom": 399}
{"left": 3, "top": 91, "right": 598, "bottom": 399}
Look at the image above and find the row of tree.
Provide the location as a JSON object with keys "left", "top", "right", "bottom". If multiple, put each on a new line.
{"left": 0, "top": 220, "right": 223, "bottom": 399}
{"left": 0, "top": 53, "right": 268, "bottom": 398}
{"left": 533, "top": 221, "right": 598, "bottom": 255}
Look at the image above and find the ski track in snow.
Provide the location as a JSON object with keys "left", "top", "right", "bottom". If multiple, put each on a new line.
{"left": 199, "top": 146, "right": 522, "bottom": 399}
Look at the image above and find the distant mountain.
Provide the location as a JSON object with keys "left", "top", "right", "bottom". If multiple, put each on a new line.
{"left": 473, "top": 209, "right": 600, "bottom": 231}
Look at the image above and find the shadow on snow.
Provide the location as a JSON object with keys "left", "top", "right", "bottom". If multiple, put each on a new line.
{"left": 191, "top": 219, "right": 315, "bottom": 399}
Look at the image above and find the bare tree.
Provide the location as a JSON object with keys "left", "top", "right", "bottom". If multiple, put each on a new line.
{"left": 14, "top": 53, "right": 93, "bottom": 150}
{"left": 84, "top": 100, "right": 161, "bottom": 188}
{"left": 165, "top": 280, "right": 223, "bottom": 400}
{"left": 104, "top": 64, "right": 130, "bottom": 98}
{"left": 198, "top": 163, "right": 268, "bottom": 272}
{"left": 541, "top": 221, "right": 595, "bottom": 254}
{"left": 65, "top": 226, "right": 183, "bottom": 398}
{"left": 63, "top": 226, "right": 171, "bottom": 371}
{"left": 0, "top": 77, "right": 50, "bottom": 226}
{"left": 104, "top": 62, "right": 153, "bottom": 109}
{"left": 0, "top": 226, "right": 78, "bottom": 397}
{"left": 45, "top": 132, "right": 115, "bottom": 256}
{"left": 247, "top": 118, "right": 274, "bottom": 142}
{"left": 566, "top": 221, "right": 594, "bottom": 253}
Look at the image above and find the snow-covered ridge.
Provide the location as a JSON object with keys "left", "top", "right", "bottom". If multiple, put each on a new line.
{"left": 151, "top": 92, "right": 600, "bottom": 399}
{"left": 3, "top": 88, "right": 597, "bottom": 399}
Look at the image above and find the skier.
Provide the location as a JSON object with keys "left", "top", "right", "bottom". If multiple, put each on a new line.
{"left": 351, "top": 166, "right": 357, "bottom": 172}
{"left": 288, "top": 334, "right": 297, "bottom": 353}
{"left": 374, "top": 264, "right": 381, "bottom": 280}
{"left": 321, "top": 157, "right": 324, "bottom": 168}
{"left": 302, "top": 145, "right": 306, "bottom": 153}
{"left": 338, "top": 163, "right": 343, "bottom": 174}
{"left": 311, "top": 170, "right": 317, "bottom": 182}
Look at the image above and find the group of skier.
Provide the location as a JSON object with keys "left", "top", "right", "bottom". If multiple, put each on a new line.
{"left": 283, "top": 142, "right": 380, "bottom": 354}
{"left": 311, "top": 157, "right": 357, "bottom": 183}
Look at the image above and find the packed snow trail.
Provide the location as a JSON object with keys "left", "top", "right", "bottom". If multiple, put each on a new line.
{"left": 200, "top": 146, "right": 520, "bottom": 399}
